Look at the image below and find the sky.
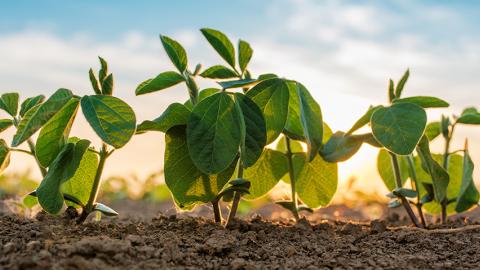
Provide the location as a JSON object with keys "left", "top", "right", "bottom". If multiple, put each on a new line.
{"left": 1, "top": 0, "right": 479, "bottom": 195}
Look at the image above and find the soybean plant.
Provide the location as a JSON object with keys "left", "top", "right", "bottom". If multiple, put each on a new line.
{"left": 344, "top": 70, "right": 449, "bottom": 227}
{"left": 0, "top": 93, "right": 47, "bottom": 177}
{"left": 417, "top": 108, "right": 480, "bottom": 223}
{"left": 241, "top": 78, "right": 338, "bottom": 222}
{"left": 135, "top": 28, "right": 269, "bottom": 226}
{"left": 1, "top": 57, "right": 136, "bottom": 224}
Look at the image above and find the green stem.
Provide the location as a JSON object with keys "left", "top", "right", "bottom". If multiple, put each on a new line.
{"left": 77, "top": 143, "right": 108, "bottom": 224}
{"left": 285, "top": 137, "right": 300, "bottom": 221}
{"left": 10, "top": 148, "right": 35, "bottom": 156}
{"left": 12, "top": 117, "right": 47, "bottom": 177}
{"left": 440, "top": 123, "right": 455, "bottom": 224}
{"left": 406, "top": 155, "right": 427, "bottom": 227}
{"left": 226, "top": 158, "right": 243, "bottom": 228}
{"left": 389, "top": 152, "right": 421, "bottom": 228}
{"left": 26, "top": 139, "right": 47, "bottom": 177}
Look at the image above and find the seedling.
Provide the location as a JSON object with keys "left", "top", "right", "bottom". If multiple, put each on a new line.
{"left": 417, "top": 108, "right": 480, "bottom": 223}
{"left": 241, "top": 78, "right": 339, "bottom": 222}
{"left": 136, "top": 28, "right": 271, "bottom": 226}
{"left": 1, "top": 57, "right": 136, "bottom": 223}
{"left": 0, "top": 93, "right": 47, "bottom": 177}
{"left": 340, "top": 69, "right": 450, "bottom": 227}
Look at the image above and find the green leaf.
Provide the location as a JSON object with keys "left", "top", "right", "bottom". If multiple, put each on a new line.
{"left": 98, "top": 56, "right": 108, "bottom": 83}
{"left": 371, "top": 103, "right": 427, "bottom": 155}
{"left": 0, "top": 139, "right": 10, "bottom": 174}
{"left": 160, "top": 35, "right": 188, "bottom": 73}
{"left": 246, "top": 78, "right": 290, "bottom": 144}
{"left": 416, "top": 136, "right": 449, "bottom": 203}
{"left": 296, "top": 83, "right": 323, "bottom": 161}
{"left": 362, "top": 133, "right": 382, "bottom": 148}
{"left": 346, "top": 105, "right": 382, "bottom": 135}
{"left": 81, "top": 95, "right": 136, "bottom": 149}
{"left": 164, "top": 126, "right": 237, "bottom": 209}
{"left": 393, "top": 96, "right": 449, "bottom": 108}
{"left": 36, "top": 140, "right": 90, "bottom": 214}
{"left": 93, "top": 203, "right": 118, "bottom": 216}
{"left": 0, "top": 119, "right": 13, "bottom": 133}
{"left": 457, "top": 113, "right": 480, "bottom": 125}
{"left": 89, "top": 68, "right": 102, "bottom": 95}
{"left": 388, "top": 79, "right": 395, "bottom": 102}
{"left": 0, "top": 93, "right": 19, "bottom": 117}
{"left": 416, "top": 154, "right": 462, "bottom": 214}
{"left": 461, "top": 107, "right": 478, "bottom": 116}
{"left": 238, "top": 40, "right": 253, "bottom": 73}
{"left": 244, "top": 149, "right": 288, "bottom": 200}
{"left": 283, "top": 81, "right": 303, "bottom": 140}
{"left": 217, "top": 79, "right": 258, "bottom": 90}
{"left": 320, "top": 132, "right": 364, "bottom": 163}
{"left": 388, "top": 199, "right": 402, "bottom": 208}
{"left": 234, "top": 93, "right": 266, "bottom": 167}
{"left": 296, "top": 153, "right": 338, "bottom": 208}
{"left": 187, "top": 92, "right": 241, "bottom": 174}
{"left": 200, "top": 65, "right": 238, "bottom": 79}
{"left": 258, "top": 73, "right": 278, "bottom": 81}
{"left": 23, "top": 195, "right": 38, "bottom": 208}
{"left": 184, "top": 88, "right": 220, "bottom": 109}
{"left": 455, "top": 142, "right": 479, "bottom": 213}
{"left": 61, "top": 144, "right": 98, "bottom": 206}
{"left": 441, "top": 115, "right": 451, "bottom": 138}
{"left": 135, "top": 71, "right": 185, "bottom": 95}
{"left": 425, "top": 122, "right": 441, "bottom": 141}
{"left": 395, "top": 69, "right": 409, "bottom": 98}
{"left": 36, "top": 98, "right": 79, "bottom": 167}
{"left": 101, "top": 74, "right": 114, "bottom": 96}
{"left": 19, "top": 95, "right": 45, "bottom": 117}
{"left": 136, "top": 103, "right": 190, "bottom": 134}
{"left": 200, "top": 28, "right": 236, "bottom": 68}
{"left": 12, "top": 89, "right": 73, "bottom": 147}
{"left": 393, "top": 187, "right": 417, "bottom": 198}
{"left": 377, "top": 149, "right": 409, "bottom": 191}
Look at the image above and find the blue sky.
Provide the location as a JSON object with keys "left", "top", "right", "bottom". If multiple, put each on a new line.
{"left": 1, "top": 0, "right": 479, "bottom": 193}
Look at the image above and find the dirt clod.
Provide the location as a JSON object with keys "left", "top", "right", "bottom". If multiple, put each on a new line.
{"left": 370, "top": 219, "right": 387, "bottom": 234}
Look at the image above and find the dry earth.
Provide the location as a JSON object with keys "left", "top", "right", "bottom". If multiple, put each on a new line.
{"left": 1, "top": 200, "right": 480, "bottom": 270}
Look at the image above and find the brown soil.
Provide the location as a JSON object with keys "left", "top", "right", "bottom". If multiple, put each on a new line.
{"left": 2, "top": 204, "right": 480, "bottom": 270}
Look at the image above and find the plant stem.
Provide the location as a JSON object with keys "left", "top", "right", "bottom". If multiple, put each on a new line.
{"left": 285, "top": 137, "right": 300, "bottom": 221}
{"left": 11, "top": 117, "right": 47, "bottom": 177}
{"left": 211, "top": 199, "right": 222, "bottom": 223}
{"left": 389, "top": 152, "right": 421, "bottom": 228}
{"left": 26, "top": 139, "right": 47, "bottom": 177}
{"left": 10, "top": 148, "right": 34, "bottom": 156}
{"left": 225, "top": 158, "right": 244, "bottom": 228}
{"left": 77, "top": 143, "right": 108, "bottom": 224}
{"left": 440, "top": 123, "right": 455, "bottom": 224}
{"left": 406, "top": 155, "right": 427, "bottom": 227}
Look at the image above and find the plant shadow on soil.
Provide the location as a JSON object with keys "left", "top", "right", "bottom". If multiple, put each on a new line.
{"left": 1, "top": 199, "right": 480, "bottom": 270}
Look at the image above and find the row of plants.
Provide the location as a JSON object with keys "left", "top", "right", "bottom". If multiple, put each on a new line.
{"left": 0, "top": 29, "right": 479, "bottom": 227}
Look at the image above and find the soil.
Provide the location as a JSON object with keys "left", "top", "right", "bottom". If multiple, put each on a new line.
{"left": 2, "top": 200, "right": 480, "bottom": 270}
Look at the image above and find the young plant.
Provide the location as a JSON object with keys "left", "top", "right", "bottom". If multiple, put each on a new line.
{"left": 135, "top": 29, "right": 269, "bottom": 226}
{"left": 241, "top": 79, "right": 339, "bottom": 222}
{"left": 0, "top": 93, "right": 47, "bottom": 178}
{"left": 3, "top": 57, "right": 136, "bottom": 223}
{"left": 345, "top": 69, "right": 450, "bottom": 227}
{"left": 416, "top": 108, "right": 480, "bottom": 223}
